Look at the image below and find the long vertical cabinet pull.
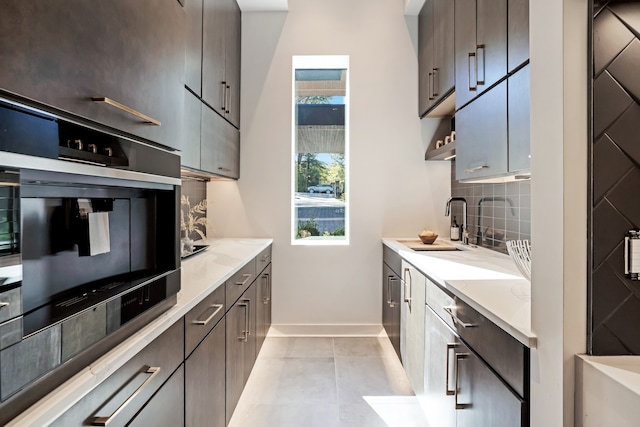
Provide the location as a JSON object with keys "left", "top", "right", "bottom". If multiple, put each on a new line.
{"left": 467, "top": 53, "right": 477, "bottom": 91}
{"left": 476, "top": 44, "right": 486, "bottom": 85}
{"left": 262, "top": 274, "right": 271, "bottom": 304}
{"left": 454, "top": 352, "right": 470, "bottom": 409}
{"left": 432, "top": 68, "right": 439, "bottom": 97}
{"left": 237, "top": 301, "right": 248, "bottom": 342}
{"left": 221, "top": 81, "right": 227, "bottom": 112}
{"left": 428, "top": 72, "right": 434, "bottom": 100}
{"left": 225, "top": 85, "right": 231, "bottom": 114}
{"left": 403, "top": 267, "right": 412, "bottom": 305}
{"left": 445, "top": 343, "right": 457, "bottom": 395}
{"left": 244, "top": 298, "right": 251, "bottom": 337}
{"left": 389, "top": 277, "right": 399, "bottom": 307}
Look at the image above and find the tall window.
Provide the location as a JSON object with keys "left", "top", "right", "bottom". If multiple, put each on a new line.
{"left": 292, "top": 56, "right": 349, "bottom": 245}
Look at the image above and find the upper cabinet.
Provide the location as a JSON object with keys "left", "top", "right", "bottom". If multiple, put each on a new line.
{"left": 419, "top": 0, "right": 455, "bottom": 117}
{"left": 0, "top": 1, "right": 185, "bottom": 151}
{"left": 455, "top": 0, "right": 507, "bottom": 110}
{"left": 203, "top": 0, "right": 241, "bottom": 128}
{"left": 185, "top": 0, "right": 204, "bottom": 95}
{"left": 508, "top": 0, "right": 530, "bottom": 73}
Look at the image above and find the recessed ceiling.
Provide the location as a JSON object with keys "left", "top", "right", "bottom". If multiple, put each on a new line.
{"left": 235, "top": 0, "right": 426, "bottom": 14}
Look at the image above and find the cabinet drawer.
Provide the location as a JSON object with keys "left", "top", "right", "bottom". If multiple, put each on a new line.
{"left": 226, "top": 261, "right": 256, "bottom": 308}
{"left": 0, "top": 287, "right": 21, "bottom": 323}
{"left": 52, "top": 320, "right": 184, "bottom": 427}
{"left": 383, "top": 245, "right": 402, "bottom": 277}
{"left": 185, "top": 284, "right": 225, "bottom": 357}
{"left": 256, "top": 245, "right": 272, "bottom": 275}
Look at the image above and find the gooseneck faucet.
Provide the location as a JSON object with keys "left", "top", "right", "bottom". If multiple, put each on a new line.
{"left": 476, "top": 196, "right": 516, "bottom": 247}
{"left": 445, "top": 197, "right": 468, "bottom": 244}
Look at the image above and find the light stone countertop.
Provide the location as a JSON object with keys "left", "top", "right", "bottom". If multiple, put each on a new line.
{"left": 8, "top": 238, "right": 272, "bottom": 427}
{"left": 382, "top": 238, "right": 536, "bottom": 348}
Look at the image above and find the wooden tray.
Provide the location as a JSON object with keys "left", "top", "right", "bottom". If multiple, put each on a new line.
{"left": 398, "top": 239, "right": 458, "bottom": 251}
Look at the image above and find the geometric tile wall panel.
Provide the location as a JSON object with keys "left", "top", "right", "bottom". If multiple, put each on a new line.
{"left": 593, "top": 71, "right": 633, "bottom": 137}
{"left": 593, "top": 8, "right": 635, "bottom": 75}
{"left": 590, "top": 2, "right": 640, "bottom": 355}
{"left": 593, "top": 134, "right": 633, "bottom": 202}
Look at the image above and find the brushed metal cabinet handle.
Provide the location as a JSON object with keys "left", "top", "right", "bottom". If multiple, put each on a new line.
{"left": 237, "top": 302, "right": 249, "bottom": 341}
{"left": 244, "top": 298, "right": 251, "bottom": 337}
{"left": 467, "top": 53, "right": 477, "bottom": 91}
{"left": 192, "top": 304, "right": 224, "bottom": 326}
{"left": 389, "top": 277, "right": 400, "bottom": 307}
{"left": 91, "top": 367, "right": 161, "bottom": 426}
{"left": 428, "top": 71, "right": 434, "bottom": 100}
{"left": 225, "top": 85, "right": 231, "bottom": 114}
{"left": 91, "top": 97, "right": 161, "bottom": 126}
{"left": 403, "top": 268, "right": 412, "bottom": 303}
{"left": 476, "top": 44, "right": 485, "bottom": 85}
{"left": 236, "top": 273, "right": 252, "bottom": 286}
{"left": 443, "top": 306, "right": 477, "bottom": 328}
{"left": 262, "top": 273, "right": 271, "bottom": 304}
{"left": 464, "top": 165, "right": 489, "bottom": 173}
{"left": 432, "top": 67, "right": 439, "bottom": 98}
{"left": 0, "top": 302, "right": 9, "bottom": 309}
{"left": 454, "top": 353, "right": 470, "bottom": 410}
{"left": 446, "top": 343, "right": 457, "bottom": 395}
{"left": 221, "top": 81, "right": 227, "bottom": 111}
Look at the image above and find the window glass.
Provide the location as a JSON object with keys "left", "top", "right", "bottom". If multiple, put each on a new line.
{"left": 292, "top": 56, "right": 348, "bottom": 244}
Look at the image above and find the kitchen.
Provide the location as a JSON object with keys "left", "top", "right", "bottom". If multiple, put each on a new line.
{"left": 0, "top": 0, "right": 632, "bottom": 426}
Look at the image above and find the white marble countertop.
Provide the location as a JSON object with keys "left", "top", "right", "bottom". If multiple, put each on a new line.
{"left": 382, "top": 238, "right": 536, "bottom": 348}
{"left": 8, "top": 237, "right": 272, "bottom": 427}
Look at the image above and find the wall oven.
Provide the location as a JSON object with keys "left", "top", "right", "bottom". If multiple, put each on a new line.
{"left": 0, "top": 99, "right": 181, "bottom": 423}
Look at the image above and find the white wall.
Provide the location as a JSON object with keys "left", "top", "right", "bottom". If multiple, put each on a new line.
{"left": 529, "top": 0, "right": 588, "bottom": 425}
{"left": 207, "top": 0, "right": 451, "bottom": 333}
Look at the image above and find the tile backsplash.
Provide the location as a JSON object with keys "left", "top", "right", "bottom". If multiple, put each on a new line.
{"left": 449, "top": 160, "right": 531, "bottom": 254}
{"left": 180, "top": 178, "right": 207, "bottom": 241}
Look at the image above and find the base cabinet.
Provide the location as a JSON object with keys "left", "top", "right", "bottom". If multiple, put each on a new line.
{"left": 185, "top": 318, "right": 226, "bottom": 427}
{"left": 382, "top": 263, "right": 401, "bottom": 359}
{"left": 129, "top": 364, "right": 185, "bottom": 427}
{"left": 256, "top": 264, "right": 272, "bottom": 354}
{"left": 400, "top": 261, "right": 426, "bottom": 398}
{"left": 226, "top": 283, "right": 257, "bottom": 425}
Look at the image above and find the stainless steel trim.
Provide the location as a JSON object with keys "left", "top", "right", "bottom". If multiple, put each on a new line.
{"left": 192, "top": 304, "right": 224, "bottom": 326}
{"left": 443, "top": 306, "right": 477, "bottom": 328}
{"left": 1, "top": 151, "right": 180, "bottom": 186}
{"left": 91, "top": 366, "right": 161, "bottom": 426}
{"left": 236, "top": 273, "right": 252, "bottom": 287}
{"left": 91, "top": 97, "right": 161, "bottom": 126}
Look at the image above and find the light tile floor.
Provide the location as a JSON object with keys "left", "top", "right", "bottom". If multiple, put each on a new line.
{"left": 228, "top": 336, "right": 430, "bottom": 427}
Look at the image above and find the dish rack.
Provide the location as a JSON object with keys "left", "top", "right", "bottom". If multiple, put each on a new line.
{"left": 506, "top": 240, "right": 531, "bottom": 281}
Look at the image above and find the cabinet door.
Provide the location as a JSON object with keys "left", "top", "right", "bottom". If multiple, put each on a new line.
{"left": 185, "top": 0, "right": 204, "bottom": 95}
{"left": 382, "top": 263, "right": 401, "bottom": 360}
{"left": 256, "top": 264, "right": 272, "bottom": 354}
{"left": 508, "top": 0, "right": 529, "bottom": 73}
{"left": 202, "top": 0, "right": 227, "bottom": 116}
{"left": 400, "top": 261, "right": 426, "bottom": 397}
{"left": 508, "top": 64, "right": 530, "bottom": 173}
{"left": 433, "top": 0, "right": 455, "bottom": 102}
{"left": 201, "top": 104, "right": 240, "bottom": 179}
{"left": 418, "top": 0, "right": 435, "bottom": 116}
{"left": 226, "top": 284, "right": 257, "bottom": 425}
{"left": 186, "top": 318, "right": 226, "bottom": 427}
{"left": 455, "top": 0, "right": 478, "bottom": 109}
{"left": 424, "top": 307, "right": 456, "bottom": 427}
{"left": 476, "top": 0, "right": 508, "bottom": 95}
{"left": 129, "top": 364, "right": 185, "bottom": 427}
{"left": 181, "top": 90, "right": 202, "bottom": 170}
{"left": 455, "top": 81, "right": 508, "bottom": 181}
{"left": 0, "top": 1, "right": 185, "bottom": 151}
{"left": 225, "top": 0, "right": 242, "bottom": 128}
{"left": 455, "top": 339, "right": 525, "bottom": 427}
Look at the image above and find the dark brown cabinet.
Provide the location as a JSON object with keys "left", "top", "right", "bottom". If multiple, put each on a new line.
{"left": 201, "top": 103, "right": 241, "bottom": 179}
{"left": 185, "top": 0, "right": 204, "bottom": 95}
{"left": 182, "top": 90, "right": 202, "bottom": 170}
{"left": 129, "top": 365, "right": 185, "bottom": 427}
{"left": 455, "top": 0, "right": 508, "bottom": 110}
{"left": 226, "top": 283, "right": 256, "bottom": 425}
{"left": 203, "top": 0, "right": 241, "bottom": 128}
{"left": 0, "top": 1, "right": 185, "bottom": 151}
{"left": 382, "top": 246, "right": 402, "bottom": 359}
{"left": 508, "top": 64, "right": 531, "bottom": 173}
{"left": 419, "top": 0, "right": 455, "bottom": 117}
{"left": 455, "top": 80, "right": 508, "bottom": 181}
{"left": 185, "top": 318, "right": 226, "bottom": 427}
{"left": 508, "top": 0, "right": 530, "bottom": 73}
{"left": 256, "top": 264, "right": 272, "bottom": 355}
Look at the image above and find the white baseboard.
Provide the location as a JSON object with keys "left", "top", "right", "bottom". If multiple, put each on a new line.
{"left": 268, "top": 324, "right": 385, "bottom": 337}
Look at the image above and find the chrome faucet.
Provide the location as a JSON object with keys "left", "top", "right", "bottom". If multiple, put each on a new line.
{"left": 476, "top": 197, "right": 516, "bottom": 247}
{"left": 445, "top": 197, "right": 468, "bottom": 244}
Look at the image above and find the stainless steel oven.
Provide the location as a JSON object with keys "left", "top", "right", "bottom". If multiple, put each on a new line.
{"left": 0, "top": 98, "right": 181, "bottom": 423}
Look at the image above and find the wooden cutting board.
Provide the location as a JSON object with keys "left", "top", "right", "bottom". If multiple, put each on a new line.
{"left": 399, "top": 239, "right": 459, "bottom": 251}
